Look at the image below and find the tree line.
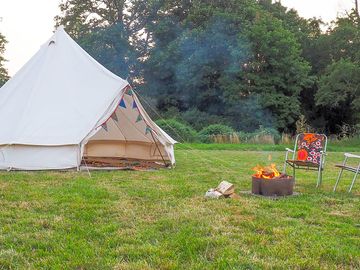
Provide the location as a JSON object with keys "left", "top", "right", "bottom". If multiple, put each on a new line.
{"left": 0, "top": 0, "right": 359, "bottom": 134}
{"left": 0, "top": 33, "right": 8, "bottom": 87}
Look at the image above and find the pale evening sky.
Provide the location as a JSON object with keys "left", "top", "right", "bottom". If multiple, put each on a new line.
{"left": 0, "top": 0, "right": 356, "bottom": 76}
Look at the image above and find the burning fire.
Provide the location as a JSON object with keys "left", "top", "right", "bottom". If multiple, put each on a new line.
{"left": 252, "top": 163, "right": 281, "bottom": 179}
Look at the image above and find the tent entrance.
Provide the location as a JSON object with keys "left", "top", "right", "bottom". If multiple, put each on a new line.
{"left": 84, "top": 140, "right": 169, "bottom": 161}
{"left": 82, "top": 92, "right": 172, "bottom": 169}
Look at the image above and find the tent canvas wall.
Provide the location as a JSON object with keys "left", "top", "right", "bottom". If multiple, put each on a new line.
{"left": 0, "top": 26, "right": 176, "bottom": 170}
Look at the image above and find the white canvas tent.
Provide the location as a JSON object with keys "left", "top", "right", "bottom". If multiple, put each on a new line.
{"left": 0, "top": 26, "right": 176, "bottom": 170}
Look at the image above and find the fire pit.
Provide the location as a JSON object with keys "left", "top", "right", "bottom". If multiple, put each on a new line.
{"left": 252, "top": 164, "right": 294, "bottom": 196}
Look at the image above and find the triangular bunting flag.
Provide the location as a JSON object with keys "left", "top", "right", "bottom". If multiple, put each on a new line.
{"left": 111, "top": 112, "right": 118, "bottom": 122}
{"left": 145, "top": 125, "right": 152, "bottom": 135}
{"left": 136, "top": 114, "right": 143, "bottom": 123}
{"left": 132, "top": 100, "right": 137, "bottom": 109}
{"left": 126, "top": 88, "right": 133, "bottom": 96}
{"left": 119, "top": 98, "right": 126, "bottom": 108}
{"left": 101, "top": 122, "right": 108, "bottom": 132}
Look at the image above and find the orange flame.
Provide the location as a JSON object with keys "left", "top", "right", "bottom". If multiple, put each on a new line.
{"left": 252, "top": 163, "right": 281, "bottom": 179}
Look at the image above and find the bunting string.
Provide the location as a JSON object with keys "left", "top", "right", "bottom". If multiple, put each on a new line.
{"left": 103, "top": 84, "right": 159, "bottom": 138}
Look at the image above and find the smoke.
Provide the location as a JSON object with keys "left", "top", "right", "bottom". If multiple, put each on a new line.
{"left": 175, "top": 17, "right": 249, "bottom": 109}
{"left": 79, "top": 13, "right": 277, "bottom": 132}
{"left": 226, "top": 95, "right": 275, "bottom": 131}
{"left": 143, "top": 15, "right": 276, "bottom": 131}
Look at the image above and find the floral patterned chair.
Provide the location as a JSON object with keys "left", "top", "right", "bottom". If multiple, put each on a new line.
{"left": 283, "top": 133, "right": 328, "bottom": 187}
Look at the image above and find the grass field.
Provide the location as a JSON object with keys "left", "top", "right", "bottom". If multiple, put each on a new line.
{"left": 0, "top": 148, "right": 359, "bottom": 269}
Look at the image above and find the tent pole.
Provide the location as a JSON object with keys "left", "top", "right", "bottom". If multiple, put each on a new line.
{"left": 79, "top": 143, "right": 91, "bottom": 178}
{"left": 150, "top": 130, "right": 168, "bottom": 167}
{"left": 77, "top": 144, "right": 81, "bottom": 172}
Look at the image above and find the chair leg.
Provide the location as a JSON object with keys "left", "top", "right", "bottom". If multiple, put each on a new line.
{"left": 293, "top": 166, "right": 296, "bottom": 184}
{"left": 283, "top": 150, "right": 292, "bottom": 174}
{"left": 349, "top": 171, "right": 359, "bottom": 193}
{"left": 333, "top": 168, "right": 344, "bottom": 192}
{"left": 316, "top": 166, "right": 322, "bottom": 188}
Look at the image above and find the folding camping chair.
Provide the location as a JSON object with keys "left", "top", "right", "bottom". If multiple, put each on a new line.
{"left": 283, "top": 133, "right": 328, "bottom": 187}
{"left": 333, "top": 153, "right": 360, "bottom": 193}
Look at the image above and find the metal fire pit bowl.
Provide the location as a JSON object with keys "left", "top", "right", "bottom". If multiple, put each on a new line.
{"left": 252, "top": 175, "right": 294, "bottom": 196}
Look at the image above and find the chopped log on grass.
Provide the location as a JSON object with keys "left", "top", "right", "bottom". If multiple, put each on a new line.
{"left": 216, "top": 181, "right": 235, "bottom": 195}
{"left": 205, "top": 181, "right": 236, "bottom": 199}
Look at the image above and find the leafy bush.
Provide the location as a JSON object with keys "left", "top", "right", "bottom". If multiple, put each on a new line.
{"left": 237, "top": 131, "right": 254, "bottom": 143}
{"left": 198, "top": 124, "right": 235, "bottom": 143}
{"left": 156, "top": 119, "right": 198, "bottom": 142}
{"left": 182, "top": 109, "right": 228, "bottom": 131}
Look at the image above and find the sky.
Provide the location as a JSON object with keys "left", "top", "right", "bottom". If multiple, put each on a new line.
{"left": 0, "top": 0, "right": 356, "bottom": 76}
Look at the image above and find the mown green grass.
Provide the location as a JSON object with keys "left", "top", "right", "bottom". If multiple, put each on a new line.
{"left": 0, "top": 149, "right": 359, "bottom": 269}
{"left": 177, "top": 142, "right": 360, "bottom": 152}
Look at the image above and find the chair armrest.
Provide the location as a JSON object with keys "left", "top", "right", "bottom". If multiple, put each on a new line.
{"left": 285, "top": 148, "right": 294, "bottom": 153}
{"left": 344, "top": 153, "right": 360, "bottom": 159}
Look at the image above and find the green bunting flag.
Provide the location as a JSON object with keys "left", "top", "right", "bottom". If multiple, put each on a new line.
{"left": 136, "top": 114, "right": 143, "bottom": 123}
{"left": 145, "top": 125, "right": 152, "bottom": 135}
{"left": 126, "top": 87, "right": 133, "bottom": 96}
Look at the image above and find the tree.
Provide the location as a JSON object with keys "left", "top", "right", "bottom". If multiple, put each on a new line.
{"left": 315, "top": 59, "right": 360, "bottom": 132}
{"left": 0, "top": 32, "right": 9, "bottom": 87}
{"left": 55, "top": 0, "right": 169, "bottom": 81}
{"left": 144, "top": 0, "right": 312, "bottom": 131}
{"left": 143, "top": 0, "right": 273, "bottom": 130}
{"left": 356, "top": 0, "right": 359, "bottom": 18}
{"left": 327, "top": 11, "right": 360, "bottom": 64}
{"left": 241, "top": 12, "right": 312, "bottom": 130}
{"left": 55, "top": 0, "right": 133, "bottom": 78}
{"left": 303, "top": 10, "right": 360, "bottom": 132}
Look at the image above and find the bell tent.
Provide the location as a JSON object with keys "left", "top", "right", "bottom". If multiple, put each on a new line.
{"left": 0, "top": 26, "right": 176, "bottom": 170}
